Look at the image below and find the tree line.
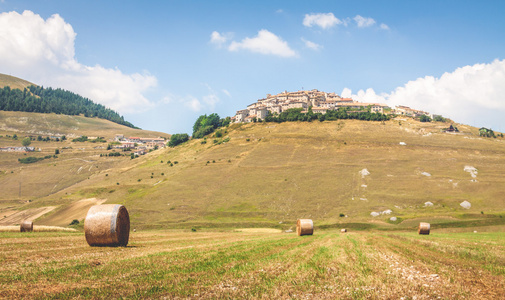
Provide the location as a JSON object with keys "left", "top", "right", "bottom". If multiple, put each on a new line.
{"left": 264, "top": 107, "right": 390, "bottom": 123}
{"left": 0, "top": 85, "right": 138, "bottom": 128}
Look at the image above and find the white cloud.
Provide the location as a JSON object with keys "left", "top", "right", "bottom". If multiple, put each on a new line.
{"left": 342, "top": 59, "right": 505, "bottom": 131}
{"left": 380, "top": 23, "right": 390, "bottom": 30}
{"left": 301, "top": 38, "right": 322, "bottom": 51}
{"left": 303, "top": 13, "right": 342, "bottom": 29}
{"left": 185, "top": 96, "right": 203, "bottom": 112}
{"left": 0, "top": 10, "right": 156, "bottom": 113}
{"left": 171, "top": 84, "right": 221, "bottom": 112}
{"left": 342, "top": 87, "right": 386, "bottom": 103}
{"left": 228, "top": 29, "right": 296, "bottom": 58}
{"left": 222, "top": 89, "right": 231, "bottom": 97}
{"left": 276, "top": 9, "right": 284, "bottom": 14}
{"left": 354, "top": 15, "right": 376, "bottom": 28}
{"left": 210, "top": 31, "right": 231, "bottom": 47}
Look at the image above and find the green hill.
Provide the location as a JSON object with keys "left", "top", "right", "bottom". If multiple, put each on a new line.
{"left": 3, "top": 117, "right": 503, "bottom": 230}
{"left": 0, "top": 73, "right": 137, "bottom": 128}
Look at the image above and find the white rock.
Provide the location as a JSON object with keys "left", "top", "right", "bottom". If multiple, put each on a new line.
{"left": 359, "top": 168, "right": 370, "bottom": 178}
{"left": 361, "top": 184, "right": 368, "bottom": 188}
{"left": 464, "top": 166, "right": 478, "bottom": 178}
{"left": 424, "top": 201, "right": 434, "bottom": 207}
{"left": 460, "top": 201, "right": 471, "bottom": 209}
{"left": 360, "top": 197, "right": 368, "bottom": 201}
{"left": 421, "top": 172, "right": 431, "bottom": 177}
{"left": 390, "top": 217, "right": 397, "bottom": 221}
{"left": 370, "top": 212, "right": 380, "bottom": 217}
{"left": 399, "top": 142, "right": 407, "bottom": 146}
{"left": 382, "top": 209, "right": 393, "bottom": 215}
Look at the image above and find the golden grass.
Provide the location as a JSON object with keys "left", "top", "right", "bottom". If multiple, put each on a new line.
{"left": 0, "top": 225, "right": 77, "bottom": 232}
{"left": 234, "top": 228, "right": 282, "bottom": 233}
{"left": 0, "top": 73, "right": 35, "bottom": 90}
{"left": 0, "top": 230, "right": 504, "bottom": 298}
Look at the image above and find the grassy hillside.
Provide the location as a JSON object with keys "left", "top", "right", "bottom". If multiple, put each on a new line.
{"left": 0, "top": 111, "right": 167, "bottom": 139}
{"left": 4, "top": 117, "right": 502, "bottom": 230}
{"left": 0, "top": 111, "right": 169, "bottom": 225}
{"left": 0, "top": 74, "right": 35, "bottom": 90}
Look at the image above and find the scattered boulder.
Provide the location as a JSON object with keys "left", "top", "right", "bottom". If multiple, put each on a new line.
{"left": 370, "top": 212, "right": 380, "bottom": 217}
{"left": 424, "top": 201, "right": 434, "bottom": 207}
{"left": 464, "top": 166, "right": 478, "bottom": 178}
{"left": 399, "top": 142, "right": 407, "bottom": 146}
{"left": 390, "top": 217, "right": 397, "bottom": 222}
{"left": 359, "top": 168, "right": 370, "bottom": 178}
{"left": 460, "top": 201, "right": 471, "bottom": 209}
{"left": 382, "top": 209, "right": 392, "bottom": 215}
{"left": 421, "top": 172, "right": 431, "bottom": 177}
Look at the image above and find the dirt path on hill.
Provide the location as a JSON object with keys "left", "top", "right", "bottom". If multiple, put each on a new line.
{"left": 0, "top": 206, "right": 56, "bottom": 225}
{"left": 38, "top": 198, "right": 107, "bottom": 226}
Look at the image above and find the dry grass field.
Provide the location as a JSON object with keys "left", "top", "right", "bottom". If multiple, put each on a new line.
{"left": 0, "top": 74, "right": 34, "bottom": 90}
{"left": 1, "top": 229, "right": 504, "bottom": 299}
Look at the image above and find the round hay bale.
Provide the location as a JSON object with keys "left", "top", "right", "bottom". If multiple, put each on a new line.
{"left": 296, "top": 219, "right": 313, "bottom": 236}
{"left": 84, "top": 204, "right": 130, "bottom": 247}
{"left": 340, "top": 228, "right": 347, "bottom": 233}
{"left": 418, "top": 222, "right": 430, "bottom": 235}
{"left": 20, "top": 220, "right": 33, "bottom": 232}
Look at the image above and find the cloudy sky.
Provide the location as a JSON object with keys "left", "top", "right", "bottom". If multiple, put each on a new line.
{"left": 1, "top": 1, "right": 504, "bottom": 134}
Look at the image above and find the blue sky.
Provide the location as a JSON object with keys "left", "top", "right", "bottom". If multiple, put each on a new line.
{"left": 1, "top": 1, "right": 505, "bottom": 134}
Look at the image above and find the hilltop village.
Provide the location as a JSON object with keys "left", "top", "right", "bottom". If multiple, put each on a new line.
{"left": 232, "top": 89, "right": 435, "bottom": 123}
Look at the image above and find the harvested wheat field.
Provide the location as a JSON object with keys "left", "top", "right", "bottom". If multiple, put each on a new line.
{"left": 1, "top": 230, "right": 505, "bottom": 299}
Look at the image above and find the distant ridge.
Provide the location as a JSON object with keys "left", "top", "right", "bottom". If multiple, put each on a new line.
{"left": 0, "top": 73, "right": 138, "bottom": 129}
{"left": 0, "top": 73, "right": 35, "bottom": 90}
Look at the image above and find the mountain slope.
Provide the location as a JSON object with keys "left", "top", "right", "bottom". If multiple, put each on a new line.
{"left": 0, "top": 74, "right": 35, "bottom": 90}
{"left": 14, "top": 118, "right": 504, "bottom": 230}
{"left": 0, "top": 73, "right": 137, "bottom": 128}
{"left": 0, "top": 111, "right": 169, "bottom": 225}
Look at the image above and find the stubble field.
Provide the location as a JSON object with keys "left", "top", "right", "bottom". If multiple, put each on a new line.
{"left": 1, "top": 229, "right": 504, "bottom": 299}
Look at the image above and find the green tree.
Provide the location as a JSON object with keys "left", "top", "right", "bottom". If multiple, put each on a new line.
{"left": 168, "top": 133, "right": 189, "bottom": 147}
{"left": 21, "top": 137, "right": 31, "bottom": 147}
{"left": 192, "top": 113, "right": 221, "bottom": 138}
{"left": 419, "top": 115, "right": 432, "bottom": 122}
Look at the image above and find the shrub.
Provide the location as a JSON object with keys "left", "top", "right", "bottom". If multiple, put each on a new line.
{"left": 72, "top": 136, "right": 88, "bottom": 142}
{"left": 69, "top": 219, "right": 79, "bottom": 226}
{"left": 18, "top": 157, "right": 44, "bottom": 164}
{"left": 339, "top": 213, "right": 345, "bottom": 217}
{"left": 168, "top": 133, "right": 189, "bottom": 147}
{"left": 191, "top": 227, "right": 197, "bottom": 232}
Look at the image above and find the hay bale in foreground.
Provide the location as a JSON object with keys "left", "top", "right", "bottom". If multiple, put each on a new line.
{"left": 296, "top": 219, "right": 313, "bottom": 236}
{"left": 341, "top": 228, "right": 347, "bottom": 233}
{"left": 418, "top": 222, "right": 430, "bottom": 235}
{"left": 84, "top": 204, "right": 130, "bottom": 247}
{"left": 20, "top": 220, "right": 33, "bottom": 232}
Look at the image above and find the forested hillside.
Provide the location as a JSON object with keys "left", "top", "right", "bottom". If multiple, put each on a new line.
{"left": 0, "top": 85, "right": 137, "bottom": 128}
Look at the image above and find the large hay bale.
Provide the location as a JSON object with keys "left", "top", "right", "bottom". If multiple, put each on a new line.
{"left": 418, "top": 222, "right": 430, "bottom": 235}
{"left": 20, "top": 220, "right": 33, "bottom": 232}
{"left": 296, "top": 219, "right": 313, "bottom": 236}
{"left": 84, "top": 204, "right": 130, "bottom": 247}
